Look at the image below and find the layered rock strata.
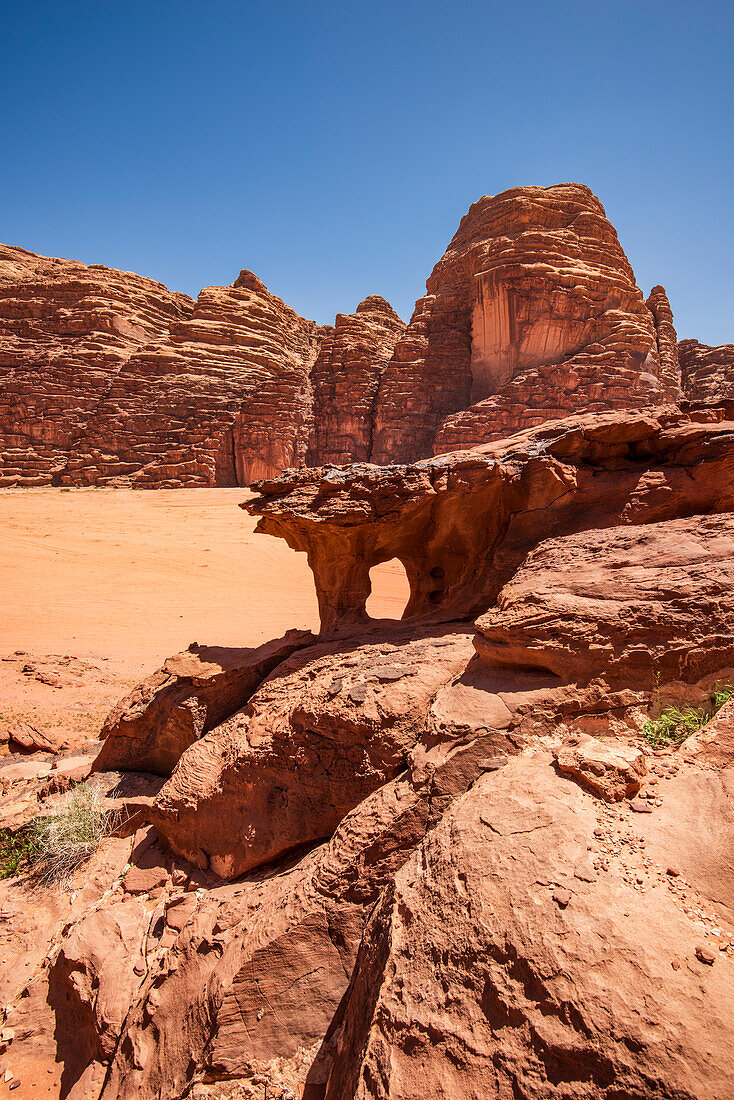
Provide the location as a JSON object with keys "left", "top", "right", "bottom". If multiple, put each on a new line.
{"left": 679, "top": 338, "right": 734, "bottom": 402}
{"left": 372, "top": 183, "right": 672, "bottom": 462}
{"left": 5, "top": 183, "right": 728, "bottom": 486}
{"left": 647, "top": 283, "right": 681, "bottom": 395}
{"left": 61, "top": 270, "right": 322, "bottom": 488}
{"left": 247, "top": 404, "right": 734, "bottom": 631}
{"left": 475, "top": 514, "right": 734, "bottom": 688}
{"left": 0, "top": 244, "right": 194, "bottom": 486}
{"left": 306, "top": 296, "right": 405, "bottom": 465}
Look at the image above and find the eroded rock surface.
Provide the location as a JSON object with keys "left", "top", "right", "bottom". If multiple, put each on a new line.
{"left": 93, "top": 630, "right": 315, "bottom": 776}
{"left": 324, "top": 757, "right": 734, "bottom": 1100}
{"left": 248, "top": 405, "right": 734, "bottom": 631}
{"left": 0, "top": 244, "right": 193, "bottom": 487}
{"left": 67, "top": 271, "right": 322, "bottom": 487}
{"left": 372, "top": 183, "right": 672, "bottom": 462}
{"left": 475, "top": 513, "right": 734, "bottom": 689}
{"left": 307, "top": 297, "right": 405, "bottom": 465}
{"left": 679, "top": 338, "right": 734, "bottom": 403}
{"left": 148, "top": 623, "right": 476, "bottom": 877}
{"left": 5, "top": 182, "right": 728, "bottom": 486}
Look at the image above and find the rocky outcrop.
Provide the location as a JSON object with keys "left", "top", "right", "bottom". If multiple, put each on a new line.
{"left": 93, "top": 631, "right": 315, "bottom": 775}
{"left": 324, "top": 756, "right": 734, "bottom": 1100}
{"left": 148, "top": 623, "right": 476, "bottom": 877}
{"left": 307, "top": 297, "right": 405, "bottom": 465}
{"left": 247, "top": 404, "right": 734, "bottom": 632}
{"left": 61, "top": 271, "right": 322, "bottom": 488}
{"left": 6, "top": 411, "right": 734, "bottom": 1096}
{"left": 474, "top": 513, "right": 734, "bottom": 689}
{"left": 6, "top": 186, "right": 734, "bottom": 1099}
{"left": 679, "top": 338, "right": 734, "bottom": 403}
{"left": 0, "top": 243, "right": 194, "bottom": 486}
{"left": 0, "top": 247, "right": 325, "bottom": 487}
{"left": 647, "top": 284, "right": 681, "bottom": 396}
{"left": 8, "top": 183, "right": 732, "bottom": 486}
{"left": 372, "top": 183, "right": 671, "bottom": 462}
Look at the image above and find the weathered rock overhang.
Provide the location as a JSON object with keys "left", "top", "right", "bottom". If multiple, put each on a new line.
{"left": 245, "top": 402, "right": 734, "bottom": 632}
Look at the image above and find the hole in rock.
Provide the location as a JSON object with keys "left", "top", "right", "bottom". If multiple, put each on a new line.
{"left": 366, "top": 558, "right": 411, "bottom": 620}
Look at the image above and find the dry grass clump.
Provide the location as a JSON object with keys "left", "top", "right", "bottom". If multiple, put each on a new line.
{"left": 26, "top": 783, "right": 115, "bottom": 887}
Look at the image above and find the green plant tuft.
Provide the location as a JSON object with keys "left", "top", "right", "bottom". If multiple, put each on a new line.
{"left": 641, "top": 680, "right": 734, "bottom": 749}
{"left": 0, "top": 827, "right": 40, "bottom": 879}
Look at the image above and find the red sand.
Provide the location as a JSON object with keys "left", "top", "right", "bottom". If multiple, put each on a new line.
{"left": 0, "top": 488, "right": 410, "bottom": 747}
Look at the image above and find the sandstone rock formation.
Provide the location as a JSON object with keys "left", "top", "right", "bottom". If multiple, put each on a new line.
{"left": 647, "top": 283, "right": 680, "bottom": 394}
{"left": 475, "top": 513, "right": 734, "bottom": 688}
{"left": 65, "top": 271, "right": 322, "bottom": 487}
{"left": 3, "top": 185, "right": 734, "bottom": 1099}
{"left": 0, "top": 243, "right": 193, "bottom": 486}
{"left": 3, "top": 182, "right": 727, "bottom": 486}
{"left": 324, "top": 756, "right": 734, "bottom": 1100}
{"left": 679, "top": 338, "right": 734, "bottom": 402}
{"left": 93, "top": 631, "right": 315, "bottom": 776}
{"left": 247, "top": 404, "right": 734, "bottom": 631}
{"left": 148, "top": 624, "right": 476, "bottom": 877}
{"left": 0, "top": 248, "right": 329, "bottom": 487}
{"left": 306, "top": 296, "right": 405, "bottom": 465}
{"left": 372, "top": 183, "right": 675, "bottom": 462}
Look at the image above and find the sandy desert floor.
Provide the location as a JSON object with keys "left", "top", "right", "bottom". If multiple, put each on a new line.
{"left": 0, "top": 487, "right": 410, "bottom": 750}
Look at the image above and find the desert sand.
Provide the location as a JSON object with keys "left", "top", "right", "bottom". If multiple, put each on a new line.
{"left": 0, "top": 487, "right": 410, "bottom": 748}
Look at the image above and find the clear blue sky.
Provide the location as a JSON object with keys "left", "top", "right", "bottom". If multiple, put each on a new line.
{"left": 2, "top": 1, "right": 732, "bottom": 343}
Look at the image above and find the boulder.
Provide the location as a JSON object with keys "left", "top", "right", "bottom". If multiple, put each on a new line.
{"left": 324, "top": 757, "right": 734, "bottom": 1099}
{"left": 475, "top": 513, "right": 734, "bottom": 690}
{"left": 148, "top": 624, "right": 476, "bottom": 877}
{"left": 93, "top": 630, "right": 315, "bottom": 775}
{"left": 553, "top": 734, "right": 646, "bottom": 801}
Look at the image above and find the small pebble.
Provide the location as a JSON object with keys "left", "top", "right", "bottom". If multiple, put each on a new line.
{"left": 695, "top": 944, "right": 717, "bottom": 965}
{"left": 629, "top": 798, "right": 653, "bottom": 813}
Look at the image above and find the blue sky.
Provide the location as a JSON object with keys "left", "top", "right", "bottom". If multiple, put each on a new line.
{"left": 2, "top": 1, "right": 732, "bottom": 342}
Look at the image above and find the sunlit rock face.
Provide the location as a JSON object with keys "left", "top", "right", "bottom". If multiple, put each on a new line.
{"left": 469, "top": 267, "right": 594, "bottom": 403}
{"left": 1, "top": 183, "right": 719, "bottom": 486}
{"left": 372, "top": 182, "right": 672, "bottom": 462}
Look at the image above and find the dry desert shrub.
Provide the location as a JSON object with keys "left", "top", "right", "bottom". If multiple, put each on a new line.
{"left": 26, "top": 782, "right": 116, "bottom": 888}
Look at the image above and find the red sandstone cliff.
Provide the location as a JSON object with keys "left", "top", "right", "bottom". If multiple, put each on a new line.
{"left": 1, "top": 184, "right": 730, "bottom": 487}
{"left": 679, "top": 337, "right": 734, "bottom": 402}
{"left": 65, "top": 272, "right": 322, "bottom": 487}
{"left": 0, "top": 244, "right": 194, "bottom": 486}
{"left": 306, "top": 296, "right": 405, "bottom": 465}
{"left": 373, "top": 183, "right": 674, "bottom": 461}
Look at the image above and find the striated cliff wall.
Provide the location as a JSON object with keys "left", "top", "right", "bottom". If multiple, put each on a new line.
{"left": 372, "top": 183, "right": 672, "bottom": 461}
{"left": 0, "top": 183, "right": 728, "bottom": 486}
